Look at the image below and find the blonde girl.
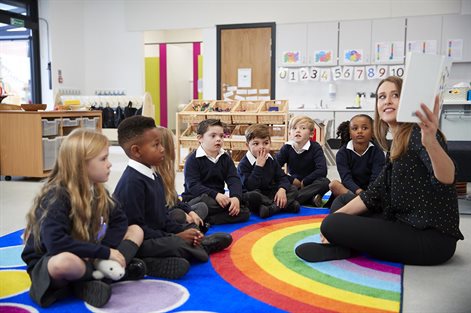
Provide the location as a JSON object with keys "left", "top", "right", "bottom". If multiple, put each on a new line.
{"left": 22, "top": 129, "right": 144, "bottom": 308}
{"left": 155, "top": 126, "right": 208, "bottom": 230}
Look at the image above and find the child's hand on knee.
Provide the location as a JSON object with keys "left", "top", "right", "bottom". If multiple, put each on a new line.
{"left": 177, "top": 229, "right": 203, "bottom": 246}
{"left": 216, "top": 193, "right": 230, "bottom": 208}
{"left": 228, "top": 197, "right": 240, "bottom": 216}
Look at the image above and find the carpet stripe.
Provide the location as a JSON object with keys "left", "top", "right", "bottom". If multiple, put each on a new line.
{"left": 216, "top": 216, "right": 399, "bottom": 312}
{"left": 251, "top": 223, "right": 400, "bottom": 310}
{"left": 275, "top": 231, "right": 401, "bottom": 294}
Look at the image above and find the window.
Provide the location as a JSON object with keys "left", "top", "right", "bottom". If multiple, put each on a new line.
{"left": 0, "top": 0, "right": 41, "bottom": 104}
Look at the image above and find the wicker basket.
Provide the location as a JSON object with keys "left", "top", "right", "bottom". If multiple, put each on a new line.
{"left": 231, "top": 100, "right": 263, "bottom": 124}
{"left": 230, "top": 124, "right": 250, "bottom": 150}
{"left": 180, "top": 125, "right": 200, "bottom": 149}
{"left": 269, "top": 125, "right": 286, "bottom": 150}
{"left": 179, "top": 100, "right": 212, "bottom": 123}
{"left": 229, "top": 150, "right": 246, "bottom": 163}
{"left": 206, "top": 100, "right": 237, "bottom": 124}
{"left": 258, "top": 100, "right": 288, "bottom": 124}
{"left": 183, "top": 99, "right": 213, "bottom": 112}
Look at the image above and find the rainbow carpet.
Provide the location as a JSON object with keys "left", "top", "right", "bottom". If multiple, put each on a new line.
{"left": 0, "top": 208, "right": 403, "bottom": 313}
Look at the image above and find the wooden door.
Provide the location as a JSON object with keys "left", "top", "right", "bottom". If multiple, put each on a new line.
{"left": 217, "top": 23, "right": 275, "bottom": 100}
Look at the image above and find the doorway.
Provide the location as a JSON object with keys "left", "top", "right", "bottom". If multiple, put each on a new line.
{"left": 217, "top": 22, "right": 276, "bottom": 100}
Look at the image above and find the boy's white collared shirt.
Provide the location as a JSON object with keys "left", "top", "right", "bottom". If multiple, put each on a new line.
{"left": 196, "top": 145, "right": 226, "bottom": 164}
{"left": 245, "top": 150, "right": 273, "bottom": 165}
{"left": 347, "top": 140, "right": 374, "bottom": 157}
{"left": 286, "top": 140, "right": 311, "bottom": 154}
{"left": 128, "top": 159, "right": 156, "bottom": 180}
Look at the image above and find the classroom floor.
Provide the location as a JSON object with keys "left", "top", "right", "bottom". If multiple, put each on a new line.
{"left": 1, "top": 145, "right": 470, "bottom": 312}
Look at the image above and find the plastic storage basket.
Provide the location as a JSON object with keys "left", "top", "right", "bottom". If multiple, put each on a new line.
{"left": 41, "top": 119, "right": 59, "bottom": 136}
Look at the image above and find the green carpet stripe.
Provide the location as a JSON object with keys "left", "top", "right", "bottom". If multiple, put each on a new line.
{"left": 272, "top": 229, "right": 400, "bottom": 302}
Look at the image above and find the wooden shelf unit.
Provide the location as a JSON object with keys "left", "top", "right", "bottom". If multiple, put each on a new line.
{"left": 0, "top": 111, "right": 102, "bottom": 179}
{"left": 176, "top": 100, "right": 290, "bottom": 171}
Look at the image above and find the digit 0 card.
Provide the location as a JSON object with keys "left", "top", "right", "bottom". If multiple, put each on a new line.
{"left": 396, "top": 52, "right": 451, "bottom": 123}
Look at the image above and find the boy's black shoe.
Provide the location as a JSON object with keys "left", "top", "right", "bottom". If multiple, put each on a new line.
{"left": 202, "top": 232, "right": 233, "bottom": 254}
{"left": 199, "top": 222, "right": 211, "bottom": 234}
{"left": 259, "top": 205, "right": 271, "bottom": 218}
{"left": 121, "top": 258, "right": 147, "bottom": 281}
{"left": 72, "top": 280, "right": 112, "bottom": 308}
{"left": 143, "top": 257, "right": 190, "bottom": 279}
{"left": 245, "top": 192, "right": 263, "bottom": 210}
{"left": 286, "top": 201, "right": 301, "bottom": 213}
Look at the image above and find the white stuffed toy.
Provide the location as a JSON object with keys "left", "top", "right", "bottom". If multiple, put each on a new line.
{"left": 92, "top": 259, "right": 125, "bottom": 281}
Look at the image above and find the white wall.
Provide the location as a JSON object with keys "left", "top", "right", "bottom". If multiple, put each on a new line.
{"left": 39, "top": 0, "right": 85, "bottom": 109}
{"left": 38, "top": 0, "right": 471, "bottom": 105}
{"left": 82, "top": 1, "right": 143, "bottom": 96}
{"left": 124, "top": 0, "right": 466, "bottom": 30}
{"left": 167, "top": 43, "right": 193, "bottom": 130}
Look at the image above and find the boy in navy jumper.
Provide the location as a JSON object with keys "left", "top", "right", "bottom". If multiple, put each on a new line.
{"left": 329, "top": 115, "right": 385, "bottom": 212}
{"left": 182, "top": 119, "right": 250, "bottom": 224}
{"left": 114, "top": 116, "right": 232, "bottom": 279}
{"left": 276, "top": 115, "right": 330, "bottom": 206}
{"left": 238, "top": 124, "right": 300, "bottom": 218}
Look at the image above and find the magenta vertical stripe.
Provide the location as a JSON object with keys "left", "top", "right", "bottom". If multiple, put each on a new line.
{"left": 193, "top": 42, "right": 201, "bottom": 99}
{"left": 159, "top": 44, "right": 168, "bottom": 127}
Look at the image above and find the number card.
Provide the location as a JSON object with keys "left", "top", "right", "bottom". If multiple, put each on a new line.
{"left": 299, "top": 67, "right": 309, "bottom": 81}
{"left": 376, "top": 65, "right": 388, "bottom": 79}
{"left": 288, "top": 69, "right": 299, "bottom": 82}
{"left": 389, "top": 65, "right": 405, "bottom": 78}
{"left": 309, "top": 67, "right": 320, "bottom": 81}
{"left": 332, "top": 66, "right": 342, "bottom": 81}
{"left": 320, "top": 68, "right": 331, "bottom": 82}
{"left": 342, "top": 66, "right": 353, "bottom": 80}
{"left": 278, "top": 67, "right": 288, "bottom": 80}
{"left": 366, "top": 66, "right": 377, "bottom": 80}
{"left": 354, "top": 66, "right": 366, "bottom": 80}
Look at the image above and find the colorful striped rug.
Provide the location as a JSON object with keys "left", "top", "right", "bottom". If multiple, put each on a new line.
{"left": 0, "top": 208, "right": 402, "bottom": 312}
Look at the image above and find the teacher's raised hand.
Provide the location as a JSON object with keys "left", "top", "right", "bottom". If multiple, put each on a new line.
{"left": 415, "top": 95, "right": 440, "bottom": 149}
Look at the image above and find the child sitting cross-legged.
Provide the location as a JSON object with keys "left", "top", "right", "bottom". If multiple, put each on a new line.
{"left": 328, "top": 114, "right": 386, "bottom": 212}
{"left": 238, "top": 124, "right": 300, "bottom": 218}
{"left": 276, "top": 115, "right": 330, "bottom": 207}
{"left": 113, "top": 116, "right": 233, "bottom": 280}
{"left": 182, "top": 119, "right": 251, "bottom": 224}
{"left": 21, "top": 129, "right": 145, "bottom": 308}
{"left": 156, "top": 126, "right": 210, "bottom": 233}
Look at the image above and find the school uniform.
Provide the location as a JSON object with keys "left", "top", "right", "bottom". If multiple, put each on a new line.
{"left": 113, "top": 159, "right": 208, "bottom": 262}
{"left": 276, "top": 140, "right": 330, "bottom": 205}
{"left": 330, "top": 140, "right": 386, "bottom": 211}
{"left": 182, "top": 146, "right": 250, "bottom": 224}
{"left": 21, "top": 187, "right": 127, "bottom": 307}
{"left": 238, "top": 151, "right": 298, "bottom": 214}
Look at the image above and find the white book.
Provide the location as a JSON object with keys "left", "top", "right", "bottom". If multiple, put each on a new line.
{"left": 396, "top": 52, "right": 451, "bottom": 123}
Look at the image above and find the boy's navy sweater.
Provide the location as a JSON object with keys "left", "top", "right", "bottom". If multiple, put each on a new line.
{"left": 275, "top": 141, "right": 327, "bottom": 186}
{"left": 114, "top": 166, "right": 184, "bottom": 240}
{"left": 237, "top": 155, "right": 291, "bottom": 194}
{"left": 335, "top": 143, "right": 385, "bottom": 193}
{"left": 21, "top": 187, "right": 127, "bottom": 272}
{"left": 182, "top": 151, "right": 242, "bottom": 202}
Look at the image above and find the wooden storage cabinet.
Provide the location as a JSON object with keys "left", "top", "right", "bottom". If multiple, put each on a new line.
{"left": 176, "top": 100, "right": 289, "bottom": 170}
{"left": 0, "top": 111, "right": 102, "bottom": 179}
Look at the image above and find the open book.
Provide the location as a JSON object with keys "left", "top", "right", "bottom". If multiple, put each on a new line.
{"left": 396, "top": 52, "right": 451, "bottom": 123}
